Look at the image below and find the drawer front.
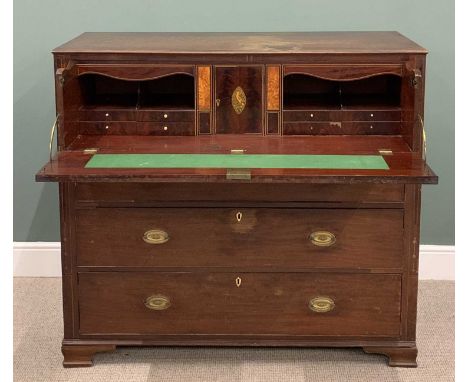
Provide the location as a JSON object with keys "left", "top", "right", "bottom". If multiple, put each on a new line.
{"left": 76, "top": 183, "right": 404, "bottom": 204}
{"left": 78, "top": 272, "right": 402, "bottom": 337}
{"left": 137, "top": 122, "right": 195, "bottom": 136}
{"left": 341, "top": 122, "right": 401, "bottom": 135}
{"left": 76, "top": 208, "right": 403, "bottom": 269}
{"left": 283, "top": 122, "right": 342, "bottom": 135}
{"left": 283, "top": 110, "right": 337, "bottom": 122}
{"left": 342, "top": 110, "right": 401, "bottom": 122}
{"left": 137, "top": 110, "right": 195, "bottom": 122}
{"left": 79, "top": 121, "right": 137, "bottom": 135}
{"left": 283, "top": 121, "right": 400, "bottom": 135}
{"left": 283, "top": 110, "right": 401, "bottom": 122}
{"left": 79, "top": 108, "right": 137, "bottom": 121}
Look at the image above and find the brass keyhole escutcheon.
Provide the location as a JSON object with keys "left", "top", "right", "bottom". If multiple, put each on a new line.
{"left": 215, "top": 98, "right": 221, "bottom": 107}
{"left": 309, "top": 231, "right": 336, "bottom": 247}
{"left": 235, "top": 277, "right": 242, "bottom": 287}
{"left": 236, "top": 212, "right": 242, "bottom": 222}
{"left": 143, "top": 229, "right": 169, "bottom": 245}
{"left": 309, "top": 296, "right": 335, "bottom": 313}
{"left": 145, "top": 295, "right": 171, "bottom": 311}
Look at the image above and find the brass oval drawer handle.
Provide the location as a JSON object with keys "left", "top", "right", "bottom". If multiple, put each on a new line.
{"left": 309, "top": 231, "right": 336, "bottom": 247}
{"left": 309, "top": 296, "right": 335, "bottom": 313}
{"left": 143, "top": 229, "right": 169, "bottom": 244}
{"left": 145, "top": 295, "right": 171, "bottom": 311}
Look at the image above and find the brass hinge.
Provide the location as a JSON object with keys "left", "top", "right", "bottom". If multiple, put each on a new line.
{"left": 83, "top": 148, "right": 99, "bottom": 154}
{"left": 230, "top": 149, "right": 245, "bottom": 154}
{"left": 227, "top": 148, "right": 250, "bottom": 180}
{"left": 378, "top": 149, "right": 393, "bottom": 156}
{"left": 226, "top": 169, "right": 251, "bottom": 180}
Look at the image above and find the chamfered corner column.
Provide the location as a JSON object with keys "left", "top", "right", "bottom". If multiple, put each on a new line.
{"left": 62, "top": 343, "right": 116, "bottom": 367}
{"left": 362, "top": 346, "right": 418, "bottom": 367}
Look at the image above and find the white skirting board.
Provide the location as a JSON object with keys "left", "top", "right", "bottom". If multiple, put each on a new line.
{"left": 12, "top": 242, "right": 455, "bottom": 280}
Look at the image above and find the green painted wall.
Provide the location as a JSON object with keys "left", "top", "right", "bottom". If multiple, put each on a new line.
{"left": 13, "top": 0, "right": 454, "bottom": 244}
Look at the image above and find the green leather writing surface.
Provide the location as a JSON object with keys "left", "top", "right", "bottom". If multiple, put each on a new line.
{"left": 85, "top": 154, "right": 389, "bottom": 170}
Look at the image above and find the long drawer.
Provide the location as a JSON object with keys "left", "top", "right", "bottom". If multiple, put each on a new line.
{"left": 78, "top": 272, "right": 402, "bottom": 337}
{"left": 75, "top": 183, "right": 405, "bottom": 204}
{"left": 76, "top": 208, "right": 404, "bottom": 269}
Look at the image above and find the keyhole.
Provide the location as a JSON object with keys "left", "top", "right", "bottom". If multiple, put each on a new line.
{"left": 236, "top": 212, "right": 242, "bottom": 222}
{"left": 236, "top": 277, "right": 242, "bottom": 287}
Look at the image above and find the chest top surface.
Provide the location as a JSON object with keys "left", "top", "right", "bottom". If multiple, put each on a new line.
{"left": 53, "top": 32, "right": 427, "bottom": 55}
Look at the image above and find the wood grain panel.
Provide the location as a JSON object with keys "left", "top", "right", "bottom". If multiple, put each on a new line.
{"left": 197, "top": 66, "right": 211, "bottom": 111}
{"left": 267, "top": 66, "right": 280, "bottom": 110}
{"left": 78, "top": 272, "right": 402, "bottom": 337}
{"left": 75, "top": 183, "right": 405, "bottom": 203}
{"left": 215, "top": 66, "right": 263, "bottom": 134}
{"left": 76, "top": 208, "right": 404, "bottom": 269}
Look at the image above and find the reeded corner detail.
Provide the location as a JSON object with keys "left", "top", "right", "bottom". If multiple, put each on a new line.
{"left": 232, "top": 86, "right": 247, "bottom": 114}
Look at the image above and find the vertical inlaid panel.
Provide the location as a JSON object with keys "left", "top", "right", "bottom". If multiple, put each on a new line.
{"left": 267, "top": 66, "right": 280, "bottom": 111}
{"left": 215, "top": 66, "right": 263, "bottom": 134}
{"left": 199, "top": 112, "right": 211, "bottom": 134}
{"left": 267, "top": 112, "right": 279, "bottom": 134}
{"left": 197, "top": 66, "right": 211, "bottom": 111}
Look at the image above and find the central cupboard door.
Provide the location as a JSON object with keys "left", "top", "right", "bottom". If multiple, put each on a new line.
{"left": 215, "top": 66, "right": 263, "bottom": 133}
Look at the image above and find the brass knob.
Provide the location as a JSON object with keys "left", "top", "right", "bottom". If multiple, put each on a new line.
{"left": 309, "top": 296, "right": 335, "bottom": 313}
{"left": 163, "top": 113, "right": 168, "bottom": 119}
{"left": 145, "top": 295, "right": 171, "bottom": 310}
{"left": 163, "top": 126, "right": 168, "bottom": 131}
{"left": 143, "top": 229, "right": 169, "bottom": 244}
{"left": 309, "top": 231, "right": 336, "bottom": 247}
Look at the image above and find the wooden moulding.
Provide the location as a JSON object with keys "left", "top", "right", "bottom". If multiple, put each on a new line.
{"left": 267, "top": 66, "right": 280, "bottom": 110}
{"left": 197, "top": 66, "right": 211, "bottom": 111}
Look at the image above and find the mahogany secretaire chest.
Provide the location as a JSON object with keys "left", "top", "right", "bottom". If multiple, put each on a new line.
{"left": 36, "top": 32, "right": 438, "bottom": 367}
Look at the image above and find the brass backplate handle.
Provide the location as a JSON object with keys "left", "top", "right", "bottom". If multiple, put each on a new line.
{"left": 143, "top": 229, "right": 169, "bottom": 245}
{"left": 145, "top": 295, "right": 171, "bottom": 311}
{"left": 309, "top": 231, "right": 336, "bottom": 247}
{"left": 309, "top": 296, "right": 335, "bottom": 313}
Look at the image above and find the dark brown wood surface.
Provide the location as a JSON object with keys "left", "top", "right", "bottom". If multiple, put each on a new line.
{"left": 78, "top": 272, "right": 401, "bottom": 336}
{"left": 215, "top": 66, "right": 263, "bottom": 134}
{"left": 39, "top": 32, "right": 437, "bottom": 368}
{"left": 75, "top": 208, "right": 403, "bottom": 269}
{"left": 53, "top": 32, "right": 427, "bottom": 54}
{"left": 35, "top": 150, "right": 437, "bottom": 184}
{"left": 75, "top": 183, "right": 404, "bottom": 204}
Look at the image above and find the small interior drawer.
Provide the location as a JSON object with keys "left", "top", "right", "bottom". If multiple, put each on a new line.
{"left": 79, "top": 121, "right": 137, "bottom": 135}
{"left": 137, "top": 110, "right": 195, "bottom": 122}
{"left": 342, "top": 110, "right": 401, "bottom": 122}
{"left": 78, "top": 272, "right": 402, "bottom": 337}
{"left": 341, "top": 122, "right": 401, "bottom": 135}
{"left": 137, "top": 122, "right": 195, "bottom": 136}
{"left": 283, "top": 110, "right": 337, "bottom": 122}
{"left": 79, "top": 108, "right": 137, "bottom": 121}
{"left": 283, "top": 121, "right": 400, "bottom": 135}
{"left": 283, "top": 122, "right": 343, "bottom": 135}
